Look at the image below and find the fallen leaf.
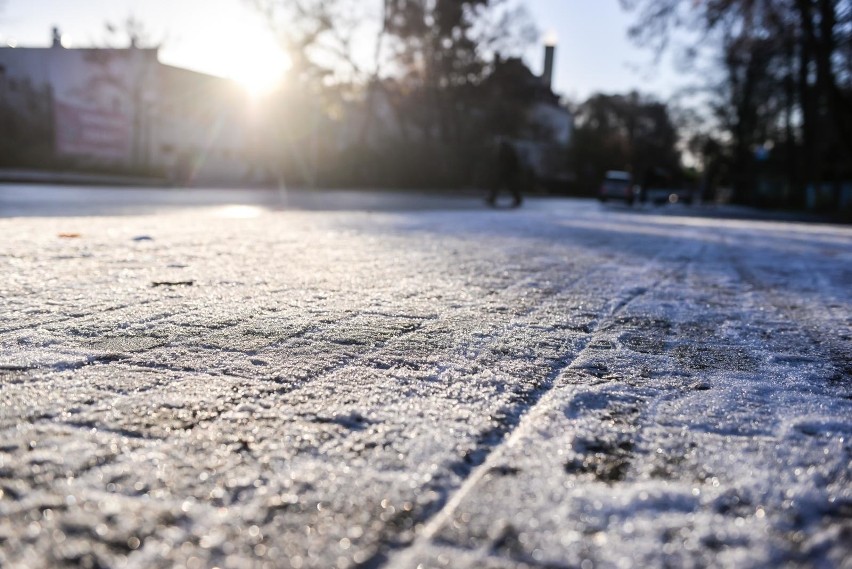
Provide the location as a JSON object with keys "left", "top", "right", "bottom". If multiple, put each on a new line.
{"left": 151, "top": 281, "right": 194, "bottom": 287}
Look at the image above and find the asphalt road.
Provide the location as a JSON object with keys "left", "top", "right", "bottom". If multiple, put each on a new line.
{"left": 1, "top": 188, "right": 850, "bottom": 568}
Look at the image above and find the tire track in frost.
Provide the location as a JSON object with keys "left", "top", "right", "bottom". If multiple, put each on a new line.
{"left": 359, "top": 242, "right": 695, "bottom": 569}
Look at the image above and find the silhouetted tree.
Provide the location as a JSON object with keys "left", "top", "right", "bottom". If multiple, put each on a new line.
{"left": 621, "top": 0, "right": 852, "bottom": 209}
{"left": 569, "top": 92, "right": 681, "bottom": 194}
{"left": 0, "top": 78, "right": 55, "bottom": 169}
{"left": 381, "top": 0, "right": 535, "bottom": 143}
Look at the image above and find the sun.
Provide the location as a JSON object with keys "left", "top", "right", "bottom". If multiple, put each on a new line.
{"left": 223, "top": 38, "right": 290, "bottom": 97}
{"left": 161, "top": 3, "right": 292, "bottom": 97}
{"left": 229, "top": 43, "right": 291, "bottom": 96}
{"left": 183, "top": 10, "right": 291, "bottom": 97}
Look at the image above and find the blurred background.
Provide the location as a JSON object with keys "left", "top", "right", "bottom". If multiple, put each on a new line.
{"left": 0, "top": 0, "right": 851, "bottom": 214}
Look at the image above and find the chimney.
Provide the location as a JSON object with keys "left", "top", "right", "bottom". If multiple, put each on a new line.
{"left": 51, "top": 26, "right": 62, "bottom": 48}
{"left": 543, "top": 45, "right": 555, "bottom": 89}
{"left": 542, "top": 31, "right": 558, "bottom": 90}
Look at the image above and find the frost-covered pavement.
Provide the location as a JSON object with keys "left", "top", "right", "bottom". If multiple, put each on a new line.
{"left": 1, "top": 199, "right": 851, "bottom": 568}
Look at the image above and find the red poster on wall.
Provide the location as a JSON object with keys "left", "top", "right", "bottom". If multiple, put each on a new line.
{"left": 54, "top": 100, "right": 132, "bottom": 161}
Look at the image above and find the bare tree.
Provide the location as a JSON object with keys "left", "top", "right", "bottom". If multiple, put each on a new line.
{"left": 621, "top": 0, "right": 852, "bottom": 208}
{"left": 103, "top": 15, "right": 164, "bottom": 49}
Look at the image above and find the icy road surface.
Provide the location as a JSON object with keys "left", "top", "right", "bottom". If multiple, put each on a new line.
{"left": 1, "top": 199, "right": 850, "bottom": 568}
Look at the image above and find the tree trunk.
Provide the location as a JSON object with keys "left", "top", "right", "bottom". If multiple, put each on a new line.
{"left": 783, "top": 38, "right": 800, "bottom": 207}
{"left": 795, "top": 0, "right": 819, "bottom": 204}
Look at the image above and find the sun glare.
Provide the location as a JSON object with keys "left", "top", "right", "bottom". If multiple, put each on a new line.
{"left": 227, "top": 43, "right": 290, "bottom": 97}
{"left": 183, "top": 11, "right": 291, "bottom": 97}
{"left": 230, "top": 45, "right": 290, "bottom": 96}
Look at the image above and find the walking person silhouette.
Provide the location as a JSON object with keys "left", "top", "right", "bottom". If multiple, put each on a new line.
{"left": 486, "top": 139, "right": 524, "bottom": 208}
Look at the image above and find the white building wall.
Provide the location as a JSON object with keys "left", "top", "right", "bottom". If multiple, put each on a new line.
{"left": 0, "top": 45, "right": 256, "bottom": 184}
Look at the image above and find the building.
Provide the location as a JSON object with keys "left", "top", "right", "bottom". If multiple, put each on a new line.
{"left": 485, "top": 43, "right": 574, "bottom": 191}
{"left": 0, "top": 28, "right": 259, "bottom": 185}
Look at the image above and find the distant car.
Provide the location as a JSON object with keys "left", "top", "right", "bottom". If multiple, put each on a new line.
{"left": 598, "top": 170, "right": 637, "bottom": 205}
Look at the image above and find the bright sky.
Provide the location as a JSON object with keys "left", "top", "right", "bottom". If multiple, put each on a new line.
{"left": 0, "top": 0, "right": 684, "bottom": 100}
